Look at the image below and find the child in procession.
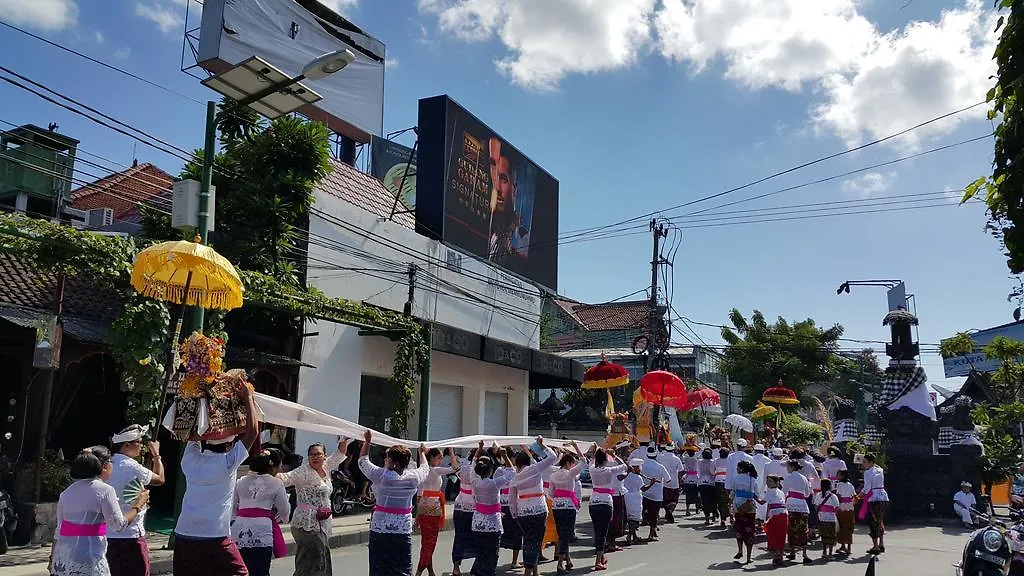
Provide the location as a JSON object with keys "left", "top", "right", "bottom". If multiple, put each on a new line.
{"left": 835, "top": 470, "right": 856, "bottom": 555}
{"left": 815, "top": 479, "right": 840, "bottom": 560}
{"left": 622, "top": 459, "right": 649, "bottom": 546}
{"left": 763, "top": 474, "right": 789, "bottom": 567}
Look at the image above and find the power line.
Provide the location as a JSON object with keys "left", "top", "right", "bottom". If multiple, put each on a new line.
{"left": 556, "top": 100, "right": 986, "bottom": 240}
{"left": 0, "top": 20, "right": 205, "bottom": 105}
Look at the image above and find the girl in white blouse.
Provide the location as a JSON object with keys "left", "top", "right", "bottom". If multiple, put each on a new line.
{"left": 549, "top": 443, "right": 586, "bottom": 573}
{"left": 232, "top": 449, "right": 290, "bottom": 576}
{"left": 509, "top": 438, "right": 556, "bottom": 576}
{"left": 358, "top": 430, "right": 429, "bottom": 576}
{"left": 51, "top": 447, "right": 150, "bottom": 576}
{"left": 589, "top": 448, "right": 627, "bottom": 570}
{"left": 415, "top": 447, "right": 457, "bottom": 576}
{"left": 858, "top": 453, "right": 889, "bottom": 555}
{"left": 277, "top": 438, "right": 348, "bottom": 576}
{"left": 469, "top": 448, "right": 515, "bottom": 576}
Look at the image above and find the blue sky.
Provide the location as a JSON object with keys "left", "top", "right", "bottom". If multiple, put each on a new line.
{"left": 0, "top": 0, "right": 1009, "bottom": 388}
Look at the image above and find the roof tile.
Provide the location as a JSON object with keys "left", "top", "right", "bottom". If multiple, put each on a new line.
{"left": 70, "top": 163, "right": 173, "bottom": 223}
{"left": 552, "top": 297, "right": 652, "bottom": 331}
{"left": 315, "top": 159, "right": 414, "bottom": 229}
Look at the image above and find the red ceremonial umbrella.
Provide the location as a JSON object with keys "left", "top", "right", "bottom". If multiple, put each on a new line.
{"left": 582, "top": 357, "right": 630, "bottom": 389}
{"left": 684, "top": 387, "right": 721, "bottom": 411}
{"left": 639, "top": 371, "right": 687, "bottom": 403}
{"left": 762, "top": 382, "right": 800, "bottom": 405}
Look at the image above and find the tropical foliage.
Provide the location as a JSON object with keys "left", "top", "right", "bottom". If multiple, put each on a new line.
{"left": 941, "top": 332, "right": 1024, "bottom": 403}
{"left": 972, "top": 402, "right": 1024, "bottom": 493}
{"left": 719, "top": 309, "right": 845, "bottom": 410}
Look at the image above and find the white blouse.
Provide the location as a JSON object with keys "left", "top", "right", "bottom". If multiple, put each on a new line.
{"left": 52, "top": 479, "right": 128, "bottom": 576}
{"left": 232, "top": 473, "right": 290, "bottom": 549}
{"left": 509, "top": 447, "right": 556, "bottom": 517}
{"left": 764, "top": 488, "right": 788, "bottom": 520}
{"left": 713, "top": 458, "right": 728, "bottom": 483}
{"left": 697, "top": 458, "right": 715, "bottom": 485}
{"left": 783, "top": 471, "right": 811, "bottom": 514}
{"left": 732, "top": 473, "right": 761, "bottom": 510}
{"left": 550, "top": 460, "right": 587, "bottom": 510}
{"left": 278, "top": 452, "right": 346, "bottom": 534}
{"left": 822, "top": 457, "right": 848, "bottom": 481}
{"left": 454, "top": 466, "right": 477, "bottom": 512}
{"left": 815, "top": 491, "right": 840, "bottom": 524}
{"left": 836, "top": 481, "right": 857, "bottom": 511}
{"left": 359, "top": 456, "right": 428, "bottom": 534}
{"left": 417, "top": 463, "right": 455, "bottom": 517}
{"left": 471, "top": 469, "right": 515, "bottom": 532}
{"left": 861, "top": 466, "right": 889, "bottom": 502}
{"left": 590, "top": 463, "right": 628, "bottom": 507}
{"left": 681, "top": 456, "right": 699, "bottom": 485}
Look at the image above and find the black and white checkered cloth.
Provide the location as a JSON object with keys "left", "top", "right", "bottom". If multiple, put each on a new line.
{"left": 873, "top": 366, "right": 928, "bottom": 409}
{"left": 832, "top": 397, "right": 856, "bottom": 421}
{"left": 832, "top": 419, "right": 859, "bottom": 443}
{"left": 862, "top": 424, "right": 884, "bottom": 446}
{"left": 938, "top": 427, "right": 979, "bottom": 449}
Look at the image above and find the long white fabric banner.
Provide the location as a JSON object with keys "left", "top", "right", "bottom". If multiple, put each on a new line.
{"left": 253, "top": 392, "right": 596, "bottom": 452}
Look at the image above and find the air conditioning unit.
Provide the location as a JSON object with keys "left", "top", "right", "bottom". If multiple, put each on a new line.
{"left": 63, "top": 206, "right": 88, "bottom": 228}
{"left": 86, "top": 207, "right": 113, "bottom": 228}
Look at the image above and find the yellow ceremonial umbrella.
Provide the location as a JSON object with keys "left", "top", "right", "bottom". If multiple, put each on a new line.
{"left": 131, "top": 239, "right": 243, "bottom": 310}
{"left": 131, "top": 237, "right": 244, "bottom": 429}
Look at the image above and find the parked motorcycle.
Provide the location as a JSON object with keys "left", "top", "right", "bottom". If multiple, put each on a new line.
{"left": 330, "top": 469, "right": 375, "bottom": 516}
{"left": 955, "top": 507, "right": 1024, "bottom": 576}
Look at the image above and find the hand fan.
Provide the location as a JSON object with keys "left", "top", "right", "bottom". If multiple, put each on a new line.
{"left": 122, "top": 477, "right": 145, "bottom": 506}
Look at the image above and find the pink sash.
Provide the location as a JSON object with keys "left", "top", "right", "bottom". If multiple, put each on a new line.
{"left": 593, "top": 487, "right": 616, "bottom": 495}
{"left": 786, "top": 491, "right": 806, "bottom": 500}
{"left": 236, "top": 508, "right": 286, "bottom": 558}
{"left": 475, "top": 503, "right": 501, "bottom": 515}
{"left": 857, "top": 490, "right": 873, "bottom": 520}
{"left": 460, "top": 488, "right": 472, "bottom": 496}
{"left": 818, "top": 505, "right": 837, "bottom": 514}
{"left": 839, "top": 497, "right": 853, "bottom": 504}
{"left": 767, "top": 503, "right": 786, "bottom": 511}
{"left": 553, "top": 488, "right": 580, "bottom": 508}
{"left": 59, "top": 521, "right": 106, "bottom": 537}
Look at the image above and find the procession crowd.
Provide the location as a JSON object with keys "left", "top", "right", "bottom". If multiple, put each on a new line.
{"left": 46, "top": 385, "right": 891, "bottom": 576}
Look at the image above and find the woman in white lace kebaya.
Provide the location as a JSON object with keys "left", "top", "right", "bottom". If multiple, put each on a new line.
{"left": 278, "top": 438, "right": 349, "bottom": 576}
{"left": 549, "top": 443, "right": 587, "bottom": 574}
{"left": 51, "top": 446, "right": 150, "bottom": 576}
{"left": 469, "top": 447, "right": 515, "bottom": 576}
{"left": 231, "top": 449, "right": 290, "bottom": 576}
{"left": 509, "top": 439, "right": 556, "bottom": 576}
{"left": 358, "top": 430, "right": 429, "bottom": 576}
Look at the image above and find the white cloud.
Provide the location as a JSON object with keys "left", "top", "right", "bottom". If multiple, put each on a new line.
{"left": 419, "top": 0, "right": 996, "bottom": 146}
{"left": 385, "top": 58, "right": 399, "bottom": 68}
{"left": 419, "top": 0, "right": 656, "bottom": 90}
{"left": 320, "top": 0, "right": 358, "bottom": 15}
{"left": 94, "top": 31, "right": 104, "bottom": 44}
{"left": 0, "top": 0, "right": 77, "bottom": 31}
{"left": 114, "top": 47, "right": 131, "bottom": 60}
{"left": 134, "top": 2, "right": 183, "bottom": 33}
{"left": 813, "top": 0, "right": 996, "bottom": 148}
{"left": 841, "top": 172, "right": 896, "bottom": 196}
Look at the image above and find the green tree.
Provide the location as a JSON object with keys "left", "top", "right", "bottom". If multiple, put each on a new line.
{"left": 720, "top": 309, "right": 845, "bottom": 411}
{"left": 972, "top": 402, "right": 1024, "bottom": 495}
{"left": 962, "top": 1, "right": 1024, "bottom": 273}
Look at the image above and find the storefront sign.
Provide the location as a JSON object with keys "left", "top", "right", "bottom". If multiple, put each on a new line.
{"left": 532, "top": 351, "right": 569, "bottom": 378}
{"left": 431, "top": 323, "right": 481, "bottom": 359}
{"left": 483, "top": 338, "right": 531, "bottom": 370}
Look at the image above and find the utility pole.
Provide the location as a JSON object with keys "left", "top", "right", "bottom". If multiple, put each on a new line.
{"left": 645, "top": 219, "right": 670, "bottom": 439}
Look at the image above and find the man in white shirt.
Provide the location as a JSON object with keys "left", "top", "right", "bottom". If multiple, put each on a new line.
{"left": 105, "top": 424, "right": 165, "bottom": 576}
{"left": 751, "top": 444, "right": 772, "bottom": 494}
{"left": 954, "top": 481, "right": 979, "bottom": 528}
{"left": 657, "top": 443, "right": 685, "bottom": 523}
{"left": 725, "top": 439, "right": 754, "bottom": 491}
{"left": 764, "top": 447, "right": 788, "bottom": 481}
{"left": 641, "top": 446, "right": 671, "bottom": 541}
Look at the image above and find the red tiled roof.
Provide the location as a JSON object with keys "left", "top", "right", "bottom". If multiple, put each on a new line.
{"left": 70, "top": 163, "right": 173, "bottom": 223}
{"left": 551, "top": 297, "right": 652, "bottom": 331}
{"left": 314, "top": 159, "right": 414, "bottom": 228}
{"left": 0, "top": 253, "right": 123, "bottom": 341}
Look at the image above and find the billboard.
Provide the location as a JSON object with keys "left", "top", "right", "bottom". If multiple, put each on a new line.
{"left": 370, "top": 136, "right": 417, "bottom": 212}
{"left": 198, "top": 0, "right": 385, "bottom": 142}
{"left": 417, "top": 95, "right": 559, "bottom": 292}
{"left": 942, "top": 320, "right": 1024, "bottom": 378}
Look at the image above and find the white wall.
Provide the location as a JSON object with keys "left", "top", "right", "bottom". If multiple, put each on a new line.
{"left": 308, "top": 191, "right": 541, "bottom": 348}
{"left": 297, "top": 320, "right": 529, "bottom": 450}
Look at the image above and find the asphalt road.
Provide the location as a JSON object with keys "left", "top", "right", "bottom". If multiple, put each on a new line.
{"left": 270, "top": 508, "right": 968, "bottom": 575}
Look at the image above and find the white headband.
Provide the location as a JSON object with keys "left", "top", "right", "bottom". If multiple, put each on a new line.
{"left": 111, "top": 425, "right": 148, "bottom": 445}
{"left": 206, "top": 435, "right": 236, "bottom": 446}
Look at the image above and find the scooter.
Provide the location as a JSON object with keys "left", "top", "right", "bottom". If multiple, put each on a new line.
{"left": 954, "top": 507, "right": 1024, "bottom": 576}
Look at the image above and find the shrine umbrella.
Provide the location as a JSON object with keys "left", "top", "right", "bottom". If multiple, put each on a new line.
{"left": 582, "top": 355, "right": 631, "bottom": 415}
{"left": 751, "top": 402, "right": 778, "bottom": 421}
{"left": 639, "top": 371, "right": 687, "bottom": 404}
{"left": 762, "top": 384, "right": 800, "bottom": 405}
{"left": 684, "top": 387, "right": 720, "bottom": 411}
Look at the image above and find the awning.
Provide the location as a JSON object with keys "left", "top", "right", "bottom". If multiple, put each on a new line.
{"left": 425, "top": 322, "right": 584, "bottom": 388}
{"left": 0, "top": 304, "right": 109, "bottom": 344}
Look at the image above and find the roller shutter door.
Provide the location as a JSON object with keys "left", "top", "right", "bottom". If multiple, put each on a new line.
{"left": 483, "top": 391, "right": 508, "bottom": 436}
{"left": 428, "top": 383, "right": 463, "bottom": 441}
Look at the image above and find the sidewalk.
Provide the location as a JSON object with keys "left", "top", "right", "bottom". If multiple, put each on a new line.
{"left": 0, "top": 509, "right": 400, "bottom": 576}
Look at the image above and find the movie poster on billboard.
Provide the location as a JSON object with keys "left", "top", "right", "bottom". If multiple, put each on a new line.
{"left": 370, "top": 135, "right": 417, "bottom": 211}
{"left": 417, "top": 96, "right": 558, "bottom": 291}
